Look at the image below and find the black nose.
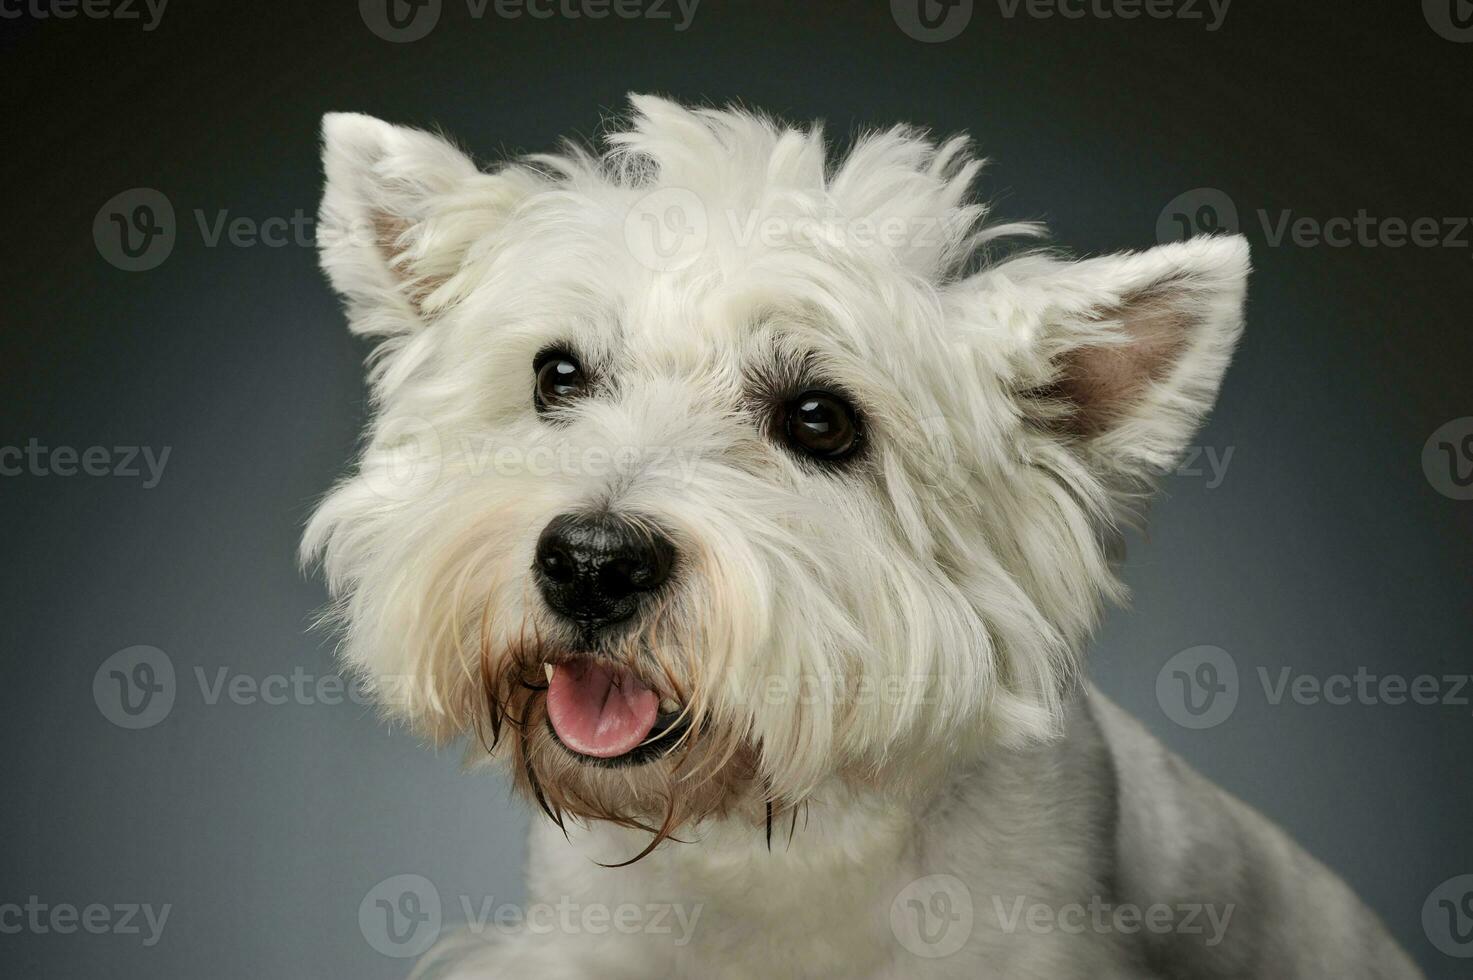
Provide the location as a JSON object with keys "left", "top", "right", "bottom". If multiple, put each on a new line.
{"left": 533, "top": 512, "right": 676, "bottom": 629}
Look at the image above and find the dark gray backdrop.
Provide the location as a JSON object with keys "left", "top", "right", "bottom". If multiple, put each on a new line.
{"left": 2, "top": 2, "right": 1470, "bottom": 978}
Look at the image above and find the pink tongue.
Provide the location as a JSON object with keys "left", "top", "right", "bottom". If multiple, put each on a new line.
{"left": 546, "top": 661, "right": 660, "bottom": 759}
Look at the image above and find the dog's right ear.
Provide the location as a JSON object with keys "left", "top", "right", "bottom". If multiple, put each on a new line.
{"left": 962, "top": 235, "right": 1249, "bottom": 491}
{"left": 318, "top": 113, "right": 512, "bottom": 336}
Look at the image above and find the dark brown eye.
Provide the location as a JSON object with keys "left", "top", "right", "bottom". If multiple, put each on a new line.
{"left": 783, "top": 390, "right": 860, "bottom": 461}
{"left": 534, "top": 350, "right": 588, "bottom": 413}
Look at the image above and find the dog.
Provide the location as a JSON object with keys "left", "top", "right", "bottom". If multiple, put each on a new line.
{"left": 302, "top": 95, "right": 1422, "bottom": 979}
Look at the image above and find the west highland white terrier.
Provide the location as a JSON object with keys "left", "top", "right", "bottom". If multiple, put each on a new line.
{"left": 303, "top": 96, "right": 1421, "bottom": 978}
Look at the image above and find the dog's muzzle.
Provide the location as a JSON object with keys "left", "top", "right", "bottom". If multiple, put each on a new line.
{"left": 533, "top": 511, "right": 676, "bottom": 630}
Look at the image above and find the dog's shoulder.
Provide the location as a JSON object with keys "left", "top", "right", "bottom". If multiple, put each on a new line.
{"left": 1085, "top": 689, "right": 1423, "bottom": 979}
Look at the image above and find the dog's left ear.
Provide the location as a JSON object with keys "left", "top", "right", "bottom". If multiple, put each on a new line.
{"left": 318, "top": 113, "right": 515, "bottom": 336}
{"left": 970, "top": 235, "right": 1249, "bottom": 484}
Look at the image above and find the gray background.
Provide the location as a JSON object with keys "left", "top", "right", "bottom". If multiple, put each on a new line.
{"left": 2, "top": 2, "right": 1470, "bottom": 977}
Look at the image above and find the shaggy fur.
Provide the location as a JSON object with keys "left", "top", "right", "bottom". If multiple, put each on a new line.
{"left": 303, "top": 96, "right": 1421, "bottom": 978}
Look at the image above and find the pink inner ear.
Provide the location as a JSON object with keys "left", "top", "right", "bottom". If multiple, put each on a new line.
{"left": 372, "top": 212, "right": 444, "bottom": 312}
{"left": 372, "top": 212, "right": 411, "bottom": 265}
{"left": 1052, "top": 291, "right": 1189, "bottom": 436}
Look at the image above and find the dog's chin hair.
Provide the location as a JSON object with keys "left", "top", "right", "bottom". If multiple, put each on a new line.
{"left": 473, "top": 616, "right": 768, "bottom": 865}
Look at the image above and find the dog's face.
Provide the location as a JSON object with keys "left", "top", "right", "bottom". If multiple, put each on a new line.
{"left": 304, "top": 97, "right": 1248, "bottom": 845}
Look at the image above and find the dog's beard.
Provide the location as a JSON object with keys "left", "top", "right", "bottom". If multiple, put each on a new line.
{"left": 385, "top": 500, "right": 848, "bottom": 859}
{"left": 474, "top": 612, "right": 765, "bottom": 864}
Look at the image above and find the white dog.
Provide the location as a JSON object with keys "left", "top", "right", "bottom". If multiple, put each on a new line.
{"left": 303, "top": 96, "right": 1421, "bottom": 979}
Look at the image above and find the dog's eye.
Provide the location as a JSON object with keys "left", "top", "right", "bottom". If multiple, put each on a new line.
{"left": 534, "top": 351, "right": 589, "bottom": 413}
{"left": 782, "top": 391, "right": 860, "bottom": 461}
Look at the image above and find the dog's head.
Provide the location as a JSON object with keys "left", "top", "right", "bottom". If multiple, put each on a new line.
{"left": 303, "top": 96, "right": 1247, "bottom": 850}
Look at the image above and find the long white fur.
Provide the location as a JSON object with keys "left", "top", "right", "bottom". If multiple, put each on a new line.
{"left": 303, "top": 97, "right": 1420, "bottom": 979}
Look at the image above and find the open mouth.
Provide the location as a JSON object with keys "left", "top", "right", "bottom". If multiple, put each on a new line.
{"left": 544, "top": 659, "right": 689, "bottom": 767}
